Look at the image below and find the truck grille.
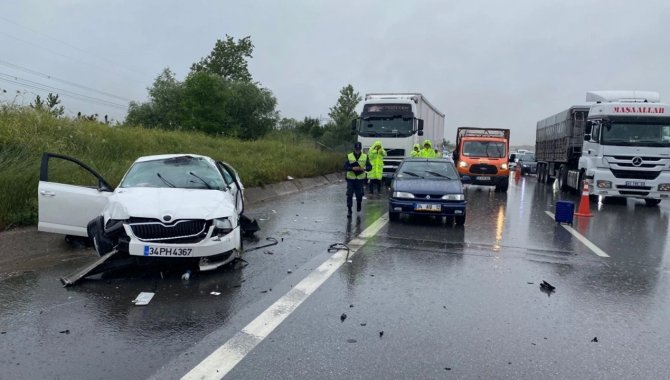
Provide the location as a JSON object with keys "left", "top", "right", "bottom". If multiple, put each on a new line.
{"left": 129, "top": 219, "right": 208, "bottom": 242}
{"left": 469, "top": 164, "right": 498, "bottom": 175}
{"left": 610, "top": 170, "right": 660, "bottom": 180}
{"left": 385, "top": 149, "right": 405, "bottom": 157}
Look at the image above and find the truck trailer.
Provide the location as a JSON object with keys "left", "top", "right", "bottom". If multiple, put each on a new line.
{"left": 352, "top": 93, "right": 445, "bottom": 181}
{"left": 453, "top": 127, "right": 512, "bottom": 192}
{"left": 535, "top": 91, "right": 670, "bottom": 206}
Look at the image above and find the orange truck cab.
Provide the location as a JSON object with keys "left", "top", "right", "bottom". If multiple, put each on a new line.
{"left": 453, "top": 127, "right": 511, "bottom": 192}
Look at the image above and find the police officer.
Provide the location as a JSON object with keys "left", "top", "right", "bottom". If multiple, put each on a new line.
{"left": 344, "top": 142, "right": 372, "bottom": 218}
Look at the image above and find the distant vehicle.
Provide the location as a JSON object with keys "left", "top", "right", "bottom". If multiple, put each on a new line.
{"left": 388, "top": 158, "right": 468, "bottom": 225}
{"left": 517, "top": 153, "right": 537, "bottom": 175}
{"left": 453, "top": 127, "right": 511, "bottom": 192}
{"left": 38, "top": 153, "right": 256, "bottom": 271}
{"left": 535, "top": 90, "right": 670, "bottom": 206}
{"left": 352, "top": 93, "right": 445, "bottom": 182}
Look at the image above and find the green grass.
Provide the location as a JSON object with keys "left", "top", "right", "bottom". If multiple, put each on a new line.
{"left": 0, "top": 106, "right": 342, "bottom": 229}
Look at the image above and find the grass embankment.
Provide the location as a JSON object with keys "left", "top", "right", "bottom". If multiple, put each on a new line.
{"left": 0, "top": 107, "right": 342, "bottom": 229}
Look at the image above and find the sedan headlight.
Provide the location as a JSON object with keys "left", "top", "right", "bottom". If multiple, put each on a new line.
{"left": 213, "top": 217, "right": 234, "bottom": 235}
{"left": 596, "top": 180, "right": 612, "bottom": 189}
{"left": 658, "top": 183, "right": 670, "bottom": 191}
{"left": 392, "top": 191, "right": 415, "bottom": 198}
{"left": 442, "top": 194, "right": 465, "bottom": 201}
{"left": 458, "top": 161, "right": 468, "bottom": 168}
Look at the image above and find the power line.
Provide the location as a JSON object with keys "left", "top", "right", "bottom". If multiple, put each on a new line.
{"left": 0, "top": 15, "right": 149, "bottom": 79}
{"left": 0, "top": 74, "right": 128, "bottom": 110}
{"left": 0, "top": 59, "right": 133, "bottom": 102}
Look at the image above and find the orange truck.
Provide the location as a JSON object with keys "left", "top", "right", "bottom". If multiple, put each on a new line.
{"left": 453, "top": 127, "right": 512, "bottom": 192}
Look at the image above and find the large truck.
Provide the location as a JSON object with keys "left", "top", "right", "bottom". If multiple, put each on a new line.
{"left": 535, "top": 91, "right": 670, "bottom": 206}
{"left": 352, "top": 93, "right": 445, "bottom": 181}
{"left": 453, "top": 127, "right": 512, "bottom": 192}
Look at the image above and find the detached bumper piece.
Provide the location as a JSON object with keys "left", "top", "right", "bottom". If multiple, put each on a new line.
{"left": 60, "top": 249, "right": 121, "bottom": 287}
{"left": 240, "top": 214, "right": 260, "bottom": 237}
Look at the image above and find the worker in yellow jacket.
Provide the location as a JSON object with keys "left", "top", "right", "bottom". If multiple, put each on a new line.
{"left": 410, "top": 143, "right": 420, "bottom": 158}
{"left": 420, "top": 139, "right": 436, "bottom": 158}
{"left": 367, "top": 140, "right": 386, "bottom": 195}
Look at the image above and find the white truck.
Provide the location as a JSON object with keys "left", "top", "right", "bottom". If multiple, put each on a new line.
{"left": 352, "top": 93, "right": 445, "bottom": 181}
{"left": 535, "top": 91, "right": 670, "bottom": 206}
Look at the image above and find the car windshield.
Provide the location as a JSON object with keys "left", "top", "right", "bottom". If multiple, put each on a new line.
{"left": 518, "top": 154, "right": 535, "bottom": 162}
{"left": 397, "top": 161, "right": 459, "bottom": 179}
{"left": 119, "top": 156, "right": 226, "bottom": 190}
{"left": 462, "top": 141, "right": 506, "bottom": 158}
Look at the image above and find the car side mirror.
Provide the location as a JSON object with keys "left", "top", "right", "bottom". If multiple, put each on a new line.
{"left": 584, "top": 133, "right": 591, "bottom": 141}
{"left": 460, "top": 175, "right": 471, "bottom": 184}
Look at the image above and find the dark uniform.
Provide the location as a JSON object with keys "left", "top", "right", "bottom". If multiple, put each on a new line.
{"left": 344, "top": 142, "right": 372, "bottom": 217}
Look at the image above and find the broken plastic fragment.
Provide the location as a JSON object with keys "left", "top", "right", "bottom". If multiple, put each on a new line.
{"left": 210, "top": 291, "right": 221, "bottom": 296}
{"left": 132, "top": 292, "right": 155, "bottom": 306}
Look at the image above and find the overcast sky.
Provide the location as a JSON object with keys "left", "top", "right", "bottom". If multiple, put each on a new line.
{"left": 1, "top": 0, "right": 669, "bottom": 144}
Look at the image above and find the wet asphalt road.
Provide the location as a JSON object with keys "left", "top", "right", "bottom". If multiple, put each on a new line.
{"left": 1, "top": 175, "right": 670, "bottom": 379}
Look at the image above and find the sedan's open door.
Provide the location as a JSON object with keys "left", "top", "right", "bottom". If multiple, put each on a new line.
{"left": 38, "top": 153, "right": 114, "bottom": 237}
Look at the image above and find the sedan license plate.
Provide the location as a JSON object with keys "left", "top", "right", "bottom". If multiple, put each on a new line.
{"left": 415, "top": 203, "right": 441, "bottom": 212}
{"left": 476, "top": 176, "right": 491, "bottom": 181}
{"left": 143, "top": 246, "right": 193, "bottom": 257}
{"left": 625, "top": 181, "right": 645, "bottom": 187}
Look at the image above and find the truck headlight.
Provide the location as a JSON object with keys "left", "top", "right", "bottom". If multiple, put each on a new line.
{"left": 658, "top": 184, "right": 670, "bottom": 191}
{"left": 442, "top": 194, "right": 465, "bottom": 201}
{"left": 501, "top": 163, "right": 508, "bottom": 170}
{"left": 392, "top": 191, "right": 414, "bottom": 198}
{"left": 596, "top": 180, "right": 612, "bottom": 189}
{"left": 458, "top": 161, "right": 468, "bottom": 168}
{"left": 213, "top": 218, "right": 234, "bottom": 235}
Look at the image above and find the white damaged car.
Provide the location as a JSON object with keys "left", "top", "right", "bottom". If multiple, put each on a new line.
{"left": 38, "top": 153, "right": 256, "bottom": 271}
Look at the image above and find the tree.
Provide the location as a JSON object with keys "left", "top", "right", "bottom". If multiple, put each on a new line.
{"left": 30, "top": 95, "right": 45, "bottom": 111}
{"left": 190, "top": 35, "right": 254, "bottom": 82}
{"left": 31, "top": 93, "right": 64, "bottom": 117}
{"left": 328, "top": 84, "right": 361, "bottom": 129}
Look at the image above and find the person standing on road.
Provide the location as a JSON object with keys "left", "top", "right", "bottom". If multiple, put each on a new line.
{"left": 420, "top": 139, "right": 436, "bottom": 158}
{"left": 344, "top": 142, "right": 372, "bottom": 218}
{"left": 367, "top": 140, "right": 386, "bottom": 195}
{"left": 410, "top": 143, "right": 421, "bottom": 157}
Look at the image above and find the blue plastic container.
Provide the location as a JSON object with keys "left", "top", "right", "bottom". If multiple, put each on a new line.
{"left": 555, "top": 200, "right": 575, "bottom": 225}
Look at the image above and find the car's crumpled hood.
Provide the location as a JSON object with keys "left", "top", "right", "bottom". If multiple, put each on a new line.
{"left": 393, "top": 178, "right": 463, "bottom": 195}
{"left": 104, "top": 187, "right": 235, "bottom": 221}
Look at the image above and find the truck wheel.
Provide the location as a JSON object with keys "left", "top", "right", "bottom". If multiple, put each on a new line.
{"left": 87, "top": 216, "right": 115, "bottom": 257}
{"left": 645, "top": 199, "right": 661, "bottom": 207}
{"left": 557, "top": 165, "right": 569, "bottom": 191}
{"left": 495, "top": 177, "right": 509, "bottom": 192}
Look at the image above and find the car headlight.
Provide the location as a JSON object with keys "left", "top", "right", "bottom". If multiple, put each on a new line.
{"left": 501, "top": 163, "right": 508, "bottom": 170}
{"left": 596, "top": 180, "right": 612, "bottom": 189}
{"left": 213, "top": 217, "right": 234, "bottom": 235}
{"left": 392, "top": 191, "right": 415, "bottom": 198}
{"left": 658, "top": 183, "right": 670, "bottom": 191}
{"left": 458, "top": 161, "right": 468, "bottom": 168}
{"left": 442, "top": 194, "right": 465, "bottom": 201}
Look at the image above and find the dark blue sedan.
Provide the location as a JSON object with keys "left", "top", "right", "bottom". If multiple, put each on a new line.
{"left": 389, "top": 158, "right": 468, "bottom": 225}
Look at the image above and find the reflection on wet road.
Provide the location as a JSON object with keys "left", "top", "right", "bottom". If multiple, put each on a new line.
{"left": 1, "top": 175, "right": 669, "bottom": 379}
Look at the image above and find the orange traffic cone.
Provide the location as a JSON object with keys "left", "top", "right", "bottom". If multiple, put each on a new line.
{"left": 574, "top": 180, "right": 593, "bottom": 217}
{"left": 514, "top": 166, "right": 521, "bottom": 181}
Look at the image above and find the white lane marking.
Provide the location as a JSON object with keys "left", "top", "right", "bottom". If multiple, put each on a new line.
{"left": 544, "top": 211, "right": 610, "bottom": 258}
{"left": 182, "top": 214, "right": 390, "bottom": 380}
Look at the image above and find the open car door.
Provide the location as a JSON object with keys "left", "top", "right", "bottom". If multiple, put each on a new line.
{"left": 217, "top": 161, "right": 245, "bottom": 214}
{"left": 38, "top": 153, "right": 114, "bottom": 237}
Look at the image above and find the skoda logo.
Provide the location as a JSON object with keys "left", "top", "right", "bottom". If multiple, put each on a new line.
{"left": 426, "top": 195, "right": 431, "bottom": 199}
{"left": 632, "top": 156, "right": 643, "bottom": 167}
{"left": 163, "top": 215, "right": 172, "bottom": 222}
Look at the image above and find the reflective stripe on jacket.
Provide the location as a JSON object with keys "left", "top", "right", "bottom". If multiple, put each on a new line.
{"left": 347, "top": 152, "right": 368, "bottom": 180}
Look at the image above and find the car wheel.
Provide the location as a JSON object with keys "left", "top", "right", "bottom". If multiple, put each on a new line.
{"left": 389, "top": 211, "right": 400, "bottom": 221}
{"left": 454, "top": 215, "right": 466, "bottom": 226}
{"left": 87, "top": 216, "right": 115, "bottom": 257}
{"left": 444, "top": 216, "right": 454, "bottom": 226}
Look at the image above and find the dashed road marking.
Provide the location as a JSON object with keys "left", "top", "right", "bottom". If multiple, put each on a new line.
{"left": 181, "top": 214, "right": 390, "bottom": 380}
{"left": 544, "top": 211, "right": 610, "bottom": 258}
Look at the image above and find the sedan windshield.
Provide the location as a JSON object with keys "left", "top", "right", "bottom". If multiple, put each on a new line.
{"left": 120, "top": 156, "right": 226, "bottom": 190}
{"left": 397, "top": 161, "right": 459, "bottom": 179}
{"left": 518, "top": 154, "right": 535, "bottom": 162}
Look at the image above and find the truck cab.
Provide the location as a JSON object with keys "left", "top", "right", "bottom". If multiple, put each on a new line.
{"left": 453, "top": 127, "right": 511, "bottom": 192}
